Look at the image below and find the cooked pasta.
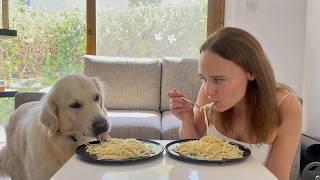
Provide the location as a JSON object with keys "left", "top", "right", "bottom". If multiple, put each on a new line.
{"left": 85, "top": 138, "right": 154, "bottom": 160}
{"left": 175, "top": 136, "right": 243, "bottom": 160}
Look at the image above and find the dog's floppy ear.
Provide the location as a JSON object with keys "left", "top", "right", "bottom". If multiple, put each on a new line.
{"left": 91, "top": 77, "right": 106, "bottom": 112}
{"left": 40, "top": 93, "right": 59, "bottom": 137}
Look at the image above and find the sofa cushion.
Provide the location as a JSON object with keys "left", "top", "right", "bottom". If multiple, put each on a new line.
{"left": 160, "top": 58, "right": 201, "bottom": 111}
{"left": 83, "top": 55, "right": 161, "bottom": 111}
{"left": 107, "top": 110, "right": 161, "bottom": 139}
{"left": 161, "top": 111, "right": 180, "bottom": 140}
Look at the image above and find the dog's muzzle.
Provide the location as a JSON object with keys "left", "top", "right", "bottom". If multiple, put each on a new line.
{"left": 91, "top": 116, "right": 109, "bottom": 136}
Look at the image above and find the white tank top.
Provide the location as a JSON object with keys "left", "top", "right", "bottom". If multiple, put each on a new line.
{"left": 203, "top": 94, "right": 294, "bottom": 165}
{"left": 207, "top": 124, "right": 272, "bottom": 165}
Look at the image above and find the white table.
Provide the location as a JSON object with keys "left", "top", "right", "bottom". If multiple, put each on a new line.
{"left": 51, "top": 140, "right": 277, "bottom": 180}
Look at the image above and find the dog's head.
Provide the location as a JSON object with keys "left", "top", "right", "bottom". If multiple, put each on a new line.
{"left": 39, "top": 74, "right": 109, "bottom": 140}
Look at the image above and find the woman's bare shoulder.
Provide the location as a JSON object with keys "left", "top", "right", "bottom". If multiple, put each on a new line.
{"left": 268, "top": 89, "right": 301, "bottom": 142}
{"left": 276, "top": 88, "right": 301, "bottom": 106}
{"left": 276, "top": 89, "right": 302, "bottom": 130}
{"left": 267, "top": 90, "right": 302, "bottom": 180}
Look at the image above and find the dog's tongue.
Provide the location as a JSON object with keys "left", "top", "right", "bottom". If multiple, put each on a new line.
{"left": 96, "top": 132, "right": 111, "bottom": 141}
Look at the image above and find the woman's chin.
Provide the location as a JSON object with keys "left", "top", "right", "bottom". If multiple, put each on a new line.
{"left": 213, "top": 104, "right": 232, "bottom": 112}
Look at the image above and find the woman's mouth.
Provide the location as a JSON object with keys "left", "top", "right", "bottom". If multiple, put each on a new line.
{"left": 211, "top": 100, "right": 218, "bottom": 105}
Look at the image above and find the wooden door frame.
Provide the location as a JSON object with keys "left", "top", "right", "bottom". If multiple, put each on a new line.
{"left": 86, "top": 0, "right": 225, "bottom": 55}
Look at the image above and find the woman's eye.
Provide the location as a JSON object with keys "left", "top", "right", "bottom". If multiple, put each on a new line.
{"left": 212, "top": 79, "right": 224, "bottom": 84}
{"left": 69, "top": 102, "right": 82, "bottom": 109}
{"left": 94, "top": 95, "right": 99, "bottom": 102}
{"left": 199, "top": 76, "right": 207, "bottom": 82}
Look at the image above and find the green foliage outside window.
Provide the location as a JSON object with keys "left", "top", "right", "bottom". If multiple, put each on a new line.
{"left": 0, "top": 2, "right": 86, "bottom": 87}
{"left": 0, "top": 2, "right": 86, "bottom": 122}
{"left": 0, "top": 0, "right": 207, "bottom": 122}
{"left": 97, "top": 0, "right": 207, "bottom": 58}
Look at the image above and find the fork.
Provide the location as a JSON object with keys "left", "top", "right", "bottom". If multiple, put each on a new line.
{"left": 179, "top": 97, "right": 201, "bottom": 108}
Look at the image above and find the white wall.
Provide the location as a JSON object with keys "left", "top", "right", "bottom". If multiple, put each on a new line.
{"left": 225, "top": 0, "right": 320, "bottom": 138}
{"left": 225, "top": 0, "right": 306, "bottom": 96}
{"left": 303, "top": 0, "right": 320, "bottom": 138}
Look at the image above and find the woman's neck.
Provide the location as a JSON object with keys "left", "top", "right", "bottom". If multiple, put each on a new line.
{"left": 232, "top": 98, "right": 247, "bottom": 119}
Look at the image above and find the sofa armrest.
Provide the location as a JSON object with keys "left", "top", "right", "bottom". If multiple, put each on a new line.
{"left": 14, "top": 92, "right": 45, "bottom": 109}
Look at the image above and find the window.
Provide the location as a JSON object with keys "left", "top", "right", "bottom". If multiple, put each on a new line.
{"left": 0, "top": 0, "right": 86, "bottom": 127}
{"left": 95, "top": 0, "right": 207, "bottom": 58}
{"left": 0, "top": 0, "right": 224, "bottom": 141}
{"left": 89, "top": 0, "right": 224, "bottom": 57}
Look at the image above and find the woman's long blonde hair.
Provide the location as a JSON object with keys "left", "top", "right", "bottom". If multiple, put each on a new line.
{"left": 200, "top": 27, "right": 280, "bottom": 143}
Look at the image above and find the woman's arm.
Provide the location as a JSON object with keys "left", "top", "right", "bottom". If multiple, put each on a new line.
{"left": 266, "top": 95, "right": 302, "bottom": 180}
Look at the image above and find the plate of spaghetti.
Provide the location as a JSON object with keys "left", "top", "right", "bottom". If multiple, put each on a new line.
{"left": 165, "top": 136, "right": 251, "bottom": 164}
{"left": 76, "top": 138, "right": 164, "bottom": 164}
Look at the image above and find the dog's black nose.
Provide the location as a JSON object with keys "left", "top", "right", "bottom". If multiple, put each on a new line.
{"left": 92, "top": 116, "right": 109, "bottom": 136}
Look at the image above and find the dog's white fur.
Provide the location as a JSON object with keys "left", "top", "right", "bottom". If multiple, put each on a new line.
{"left": 0, "top": 74, "right": 109, "bottom": 180}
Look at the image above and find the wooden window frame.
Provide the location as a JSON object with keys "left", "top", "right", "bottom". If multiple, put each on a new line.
{"left": 86, "top": 0, "right": 96, "bottom": 55}
{"left": 207, "top": 0, "right": 225, "bottom": 36}
{"left": 1, "top": 0, "right": 17, "bottom": 38}
{"left": 86, "top": 0, "right": 225, "bottom": 55}
{"left": 2, "top": 0, "right": 9, "bottom": 29}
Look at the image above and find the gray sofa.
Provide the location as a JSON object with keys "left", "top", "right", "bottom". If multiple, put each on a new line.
{"left": 13, "top": 55, "right": 300, "bottom": 179}
{"left": 82, "top": 55, "right": 201, "bottom": 140}
{"left": 14, "top": 56, "right": 202, "bottom": 140}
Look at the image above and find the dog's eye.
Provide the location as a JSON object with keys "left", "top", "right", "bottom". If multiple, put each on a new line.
{"left": 69, "top": 102, "right": 82, "bottom": 109}
{"left": 94, "top": 95, "right": 99, "bottom": 102}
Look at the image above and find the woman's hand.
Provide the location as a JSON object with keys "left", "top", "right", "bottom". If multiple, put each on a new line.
{"left": 168, "top": 89, "right": 194, "bottom": 122}
{"left": 168, "top": 89, "right": 202, "bottom": 139}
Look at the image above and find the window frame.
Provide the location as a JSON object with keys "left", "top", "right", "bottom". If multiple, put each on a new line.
{"left": 86, "top": 0, "right": 225, "bottom": 55}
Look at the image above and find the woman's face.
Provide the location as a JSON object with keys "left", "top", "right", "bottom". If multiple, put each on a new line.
{"left": 199, "top": 51, "right": 253, "bottom": 112}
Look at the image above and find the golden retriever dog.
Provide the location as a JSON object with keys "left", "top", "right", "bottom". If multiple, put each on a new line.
{"left": 0, "top": 74, "right": 109, "bottom": 180}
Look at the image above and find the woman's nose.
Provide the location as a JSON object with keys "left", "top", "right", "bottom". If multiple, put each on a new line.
{"left": 204, "top": 81, "right": 217, "bottom": 97}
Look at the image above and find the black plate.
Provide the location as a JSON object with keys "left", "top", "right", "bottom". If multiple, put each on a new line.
{"left": 76, "top": 139, "right": 164, "bottom": 164}
{"left": 165, "top": 139, "right": 251, "bottom": 164}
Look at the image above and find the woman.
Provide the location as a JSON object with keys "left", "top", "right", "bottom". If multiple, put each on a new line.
{"left": 168, "top": 27, "right": 302, "bottom": 180}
